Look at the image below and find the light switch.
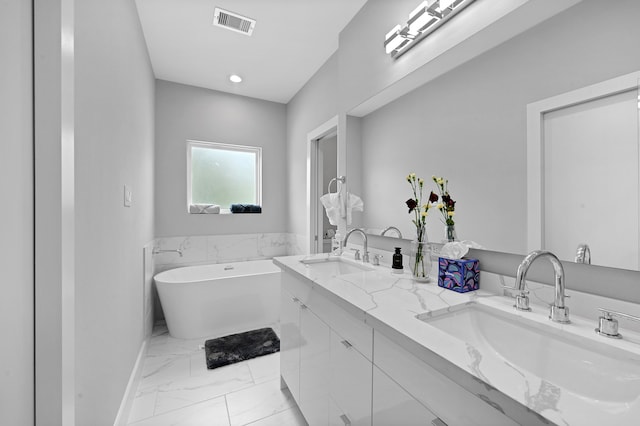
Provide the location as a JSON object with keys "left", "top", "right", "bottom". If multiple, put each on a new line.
{"left": 124, "top": 185, "right": 132, "bottom": 207}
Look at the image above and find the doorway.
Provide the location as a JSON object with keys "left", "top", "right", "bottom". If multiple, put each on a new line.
{"left": 316, "top": 133, "right": 338, "bottom": 253}
{"left": 306, "top": 116, "right": 341, "bottom": 254}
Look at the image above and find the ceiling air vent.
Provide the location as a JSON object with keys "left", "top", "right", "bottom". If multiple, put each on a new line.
{"left": 213, "top": 7, "right": 256, "bottom": 36}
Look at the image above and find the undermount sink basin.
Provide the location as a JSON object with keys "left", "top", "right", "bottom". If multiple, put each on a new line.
{"left": 417, "top": 303, "right": 640, "bottom": 403}
{"left": 299, "top": 256, "right": 373, "bottom": 276}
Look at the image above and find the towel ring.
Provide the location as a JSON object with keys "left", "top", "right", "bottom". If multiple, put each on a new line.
{"left": 327, "top": 176, "right": 346, "bottom": 194}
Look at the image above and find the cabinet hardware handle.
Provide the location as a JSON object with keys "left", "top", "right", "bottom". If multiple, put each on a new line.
{"left": 339, "top": 414, "right": 351, "bottom": 426}
{"left": 341, "top": 340, "right": 353, "bottom": 349}
{"left": 432, "top": 417, "right": 448, "bottom": 426}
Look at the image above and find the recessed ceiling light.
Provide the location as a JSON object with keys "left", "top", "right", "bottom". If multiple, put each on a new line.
{"left": 229, "top": 74, "right": 243, "bottom": 83}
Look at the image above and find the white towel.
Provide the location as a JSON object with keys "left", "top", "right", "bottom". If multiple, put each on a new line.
{"left": 345, "top": 193, "right": 364, "bottom": 225}
{"left": 189, "top": 204, "right": 221, "bottom": 214}
{"left": 320, "top": 192, "right": 364, "bottom": 225}
{"left": 320, "top": 193, "right": 342, "bottom": 225}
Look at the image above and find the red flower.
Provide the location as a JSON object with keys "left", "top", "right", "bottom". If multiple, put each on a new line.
{"left": 429, "top": 191, "right": 439, "bottom": 203}
{"left": 406, "top": 198, "right": 417, "bottom": 213}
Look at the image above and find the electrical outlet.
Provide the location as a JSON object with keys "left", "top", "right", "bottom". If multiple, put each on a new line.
{"left": 124, "top": 185, "right": 132, "bottom": 207}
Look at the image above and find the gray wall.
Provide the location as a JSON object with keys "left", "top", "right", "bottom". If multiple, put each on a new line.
{"left": 74, "top": 0, "right": 156, "bottom": 423}
{"left": 286, "top": 53, "right": 339, "bottom": 239}
{"left": 155, "top": 80, "right": 287, "bottom": 237}
{"left": 339, "top": 0, "right": 433, "bottom": 111}
{"left": 0, "top": 0, "right": 33, "bottom": 424}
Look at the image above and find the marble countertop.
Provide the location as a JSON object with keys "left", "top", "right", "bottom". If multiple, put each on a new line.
{"left": 273, "top": 253, "right": 640, "bottom": 426}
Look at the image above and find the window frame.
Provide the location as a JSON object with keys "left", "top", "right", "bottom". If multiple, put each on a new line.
{"left": 186, "top": 139, "right": 262, "bottom": 214}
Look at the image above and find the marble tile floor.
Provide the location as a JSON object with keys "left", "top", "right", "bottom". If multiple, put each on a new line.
{"left": 127, "top": 322, "right": 307, "bottom": 426}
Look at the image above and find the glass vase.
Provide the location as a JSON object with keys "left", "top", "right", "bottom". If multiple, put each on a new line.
{"left": 445, "top": 224, "right": 457, "bottom": 243}
{"left": 410, "top": 236, "right": 432, "bottom": 282}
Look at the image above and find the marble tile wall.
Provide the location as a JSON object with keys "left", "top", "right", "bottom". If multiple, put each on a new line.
{"left": 152, "top": 233, "right": 302, "bottom": 273}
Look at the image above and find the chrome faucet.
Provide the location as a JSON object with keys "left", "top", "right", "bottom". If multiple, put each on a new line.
{"left": 513, "top": 250, "right": 570, "bottom": 323}
{"left": 152, "top": 248, "right": 184, "bottom": 257}
{"left": 343, "top": 228, "right": 369, "bottom": 263}
{"left": 381, "top": 226, "right": 403, "bottom": 239}
{"left": 575, "top": 243, "right": 591, "bottom": 264}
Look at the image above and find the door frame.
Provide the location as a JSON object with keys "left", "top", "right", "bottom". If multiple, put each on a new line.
{"left": 307, "top": 116, "right": 341, "bottom": 254}
{"left": 526, "top": 70, "right": 640, "bottom": 252}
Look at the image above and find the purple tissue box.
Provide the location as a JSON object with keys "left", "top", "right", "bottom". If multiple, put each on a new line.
{"left": 438, "top": 257, "right": 480, "bottom": 293}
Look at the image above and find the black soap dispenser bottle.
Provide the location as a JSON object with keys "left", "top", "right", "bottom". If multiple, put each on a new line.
{"left": 392, "top": 247, "right": 404, "bottom": 274}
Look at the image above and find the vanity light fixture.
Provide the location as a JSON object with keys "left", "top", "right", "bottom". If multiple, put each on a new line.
{"left": 229, "top": 74, "right": 243, "bottom": 83}
{"left": 384, "top": 25, "right": 412, "bottom": 54}
{"left": 384, "top": 0, "right": 476, "bottom": 59}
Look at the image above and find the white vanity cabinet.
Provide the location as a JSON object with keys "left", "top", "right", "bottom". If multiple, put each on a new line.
{"left": 280, "top": 269, "right": 373, "bottom": 426}
{"left": 280, "top": 271, "right": 331, "bottom": 426}
{"left": 278, "top": 264, "right": 518, "bottom": 426}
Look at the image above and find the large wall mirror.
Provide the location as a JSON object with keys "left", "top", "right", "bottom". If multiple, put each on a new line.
{"left": 341, "top": 0, "right": 640, "bottom": 277}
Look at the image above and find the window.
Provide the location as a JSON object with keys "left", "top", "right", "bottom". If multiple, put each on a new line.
{"left": 187, "top": 140, "right": 262, "bottom": 213}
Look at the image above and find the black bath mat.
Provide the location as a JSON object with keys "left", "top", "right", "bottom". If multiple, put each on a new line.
{"left": 204, "top": 327, "right": 280, "bottom": 370}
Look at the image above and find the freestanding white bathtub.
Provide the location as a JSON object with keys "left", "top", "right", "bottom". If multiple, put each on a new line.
{"left": 154, "top": 259, "right": 281, "bottom": 339}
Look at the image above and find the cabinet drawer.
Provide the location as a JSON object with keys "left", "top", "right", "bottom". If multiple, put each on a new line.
{"left": 374, "top": 331, "right": 518, "bottom": 426}
{"left": 307, "top": 287, "right": 373, "bottom": 360}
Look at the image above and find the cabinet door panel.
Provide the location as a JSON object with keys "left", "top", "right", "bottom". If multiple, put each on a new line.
{"left": 299, "top": 306, "right": 331, "bottom": 426}
{"left": 280, "top": 289, "right": 300, "bottom": 401}
{"left": 329, "top": 397, "right": 349, "bottom": 426}
{"left": 329, "top": 330, "right": 372, "bottom": 426}
{"left": 282, "top": 270, "right": 312, "bottom": 304}
{"left": 373, "top": 366, "right": 437, "bottom": 426}
{"left": 311, "top": 289, "right": 373, "bottom": 360}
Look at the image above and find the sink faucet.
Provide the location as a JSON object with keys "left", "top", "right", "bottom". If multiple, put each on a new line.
{"left": 381, "top": 226, "right": 403, "bottom": 239}
{"left": 343, "top": 228, "right": 369, "bottom": 263}
{"left": 513, "top": 250, "right": 570, "bottom": 323}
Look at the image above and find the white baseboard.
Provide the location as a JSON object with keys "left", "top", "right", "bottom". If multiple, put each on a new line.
{"left": 113, "top": 339, "right": 148, "bottom": 426}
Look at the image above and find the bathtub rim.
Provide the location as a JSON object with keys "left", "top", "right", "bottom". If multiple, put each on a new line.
{"left": 153, "top": 258, "right": 280, "bottom": 284}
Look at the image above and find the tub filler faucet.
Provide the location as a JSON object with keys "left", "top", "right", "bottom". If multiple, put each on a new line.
{"left": 152, "top": 248, "right": 184, "bottom": 257}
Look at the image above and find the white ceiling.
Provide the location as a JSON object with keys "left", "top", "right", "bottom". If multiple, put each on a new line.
{"left": 134, "top": 0, "right": 368, "bottom": 104}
